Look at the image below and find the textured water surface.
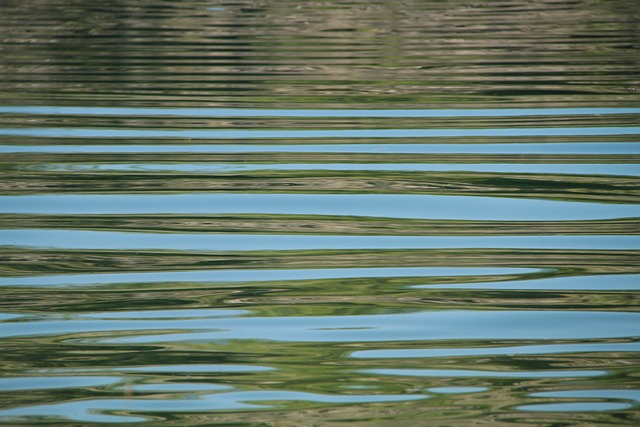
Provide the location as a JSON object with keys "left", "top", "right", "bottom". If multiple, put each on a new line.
{"left": 0, "top": 0, "right": 639, "bottom": 426}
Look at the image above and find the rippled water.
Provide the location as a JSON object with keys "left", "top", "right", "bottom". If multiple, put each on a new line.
{"left": 1, "top": 0, "right": 639, "bottom": 425}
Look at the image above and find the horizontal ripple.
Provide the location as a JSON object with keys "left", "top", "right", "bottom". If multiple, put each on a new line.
{"left": 2, "top": 230, "right": 639, "bottom": 250}
{"left": 529, "top": 390, "right": 640, "bottom": 403}
{"left": 117, "top": 365, "right": 274, "bottom": 373}
{"left": 363, "top": 369, "right": 607, "bottom": 378}
{"left": 351, "top": 343, "right": 640, "bottom": 359}
{"left": 2, "top": 127, "right": 639, "bottom": 138}
{"left": 0, "top": 391, "right": 426, "bottom": 423}
{"left": 517, "top": 402, "right": 632, "bottom": 412}
{"left": 3, "top": 143, "right": 638, "bottom": 154}
{"left": 0, "top": 376, "right": 121, "bottom": 391}
{"left": 2, "top": 106, "right": 639, "bottom": 117}
{"left": 32, "top": 163, "right": 640, "bottom": 176}
{"left": 127, "top": 383, "right": 232, "bottom": 392}
{"left": 420, "top": 274, "right": 640, "bottom": 290}
{"left": 1, "top": 194, "right": 638, "bottom": 220}
{"left": 3, "top": 311, "right": 637, "bottom": 342}
{"left": 0, "top": 267, "right": 535, "bottom": 287}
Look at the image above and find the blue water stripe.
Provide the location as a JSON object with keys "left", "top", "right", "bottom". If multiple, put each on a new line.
{"left": 1, "top": 106, "right": 639, "bottom": 117}
{"left": 1, "top": 127, "right": 638, "bottom": 138}
{"left": 1, "top": 194, "right": 638, "bottom": 220}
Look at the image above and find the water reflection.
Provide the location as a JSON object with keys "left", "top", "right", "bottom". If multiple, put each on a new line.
{"left": 1, "top": 0, "right": 639, "bottom": 108}
{"left": 1, "top": 0, "right": 639, "bottom": 425}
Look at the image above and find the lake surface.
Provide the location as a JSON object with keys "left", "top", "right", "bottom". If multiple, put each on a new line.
{"left": 0, "top": 0, "right": 639, "bottom": 425}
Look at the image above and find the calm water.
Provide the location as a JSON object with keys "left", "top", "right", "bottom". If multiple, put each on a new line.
{"left": 0, "top": 0, "right": 639, "bottom": 425}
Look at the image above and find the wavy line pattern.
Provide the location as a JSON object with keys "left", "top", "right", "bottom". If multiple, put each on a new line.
{"left": 0, "top": 0, "right": 639, "bottom": 425}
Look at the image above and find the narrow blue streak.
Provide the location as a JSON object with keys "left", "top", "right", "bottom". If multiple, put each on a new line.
{"left": 1, "top": 127, "right": 639, "bottom": 139}
{"left": 1, "top": 106, "right": 639, "bottom": 117}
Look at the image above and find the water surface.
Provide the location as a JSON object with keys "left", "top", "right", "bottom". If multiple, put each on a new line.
{"left": 0, "top": 0, "right": 639, "bottom": 426}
